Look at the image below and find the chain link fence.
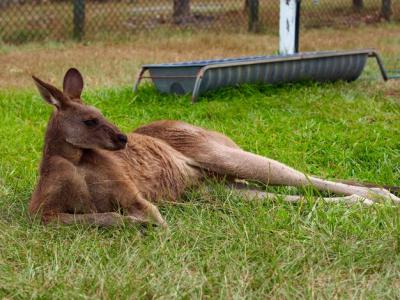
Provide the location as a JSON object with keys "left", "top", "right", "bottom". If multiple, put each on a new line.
{"left": 0, "top": 0, "right": 398, "bottom": 44}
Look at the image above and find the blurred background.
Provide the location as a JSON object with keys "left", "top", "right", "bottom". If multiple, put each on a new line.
{"left": 0, "top": 0, "right": 399, "bottom": 90}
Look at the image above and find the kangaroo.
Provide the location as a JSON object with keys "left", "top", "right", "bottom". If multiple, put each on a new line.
{"left": 29, "top": 68, "right": 400, "bottom": 228}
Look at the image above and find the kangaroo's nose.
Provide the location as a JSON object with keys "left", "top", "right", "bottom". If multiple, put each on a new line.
{"left": 117, "top": 134, "right": 127, "bottom": 144}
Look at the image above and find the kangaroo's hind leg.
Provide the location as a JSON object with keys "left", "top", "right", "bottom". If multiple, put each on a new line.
{"left": 225, "top": 182, "right": 374, "bottom": 205}
{"left": 191, "top": 140, "right": 400, "bottom": 204}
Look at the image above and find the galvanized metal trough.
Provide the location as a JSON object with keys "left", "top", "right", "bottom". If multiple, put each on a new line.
{"left": 133, "top": 49, "right": 389, "bottom": 103}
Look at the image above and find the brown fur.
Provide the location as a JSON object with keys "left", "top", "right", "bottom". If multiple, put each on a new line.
{"left": 29, "top": 69, "right": 400, "bottom": 228}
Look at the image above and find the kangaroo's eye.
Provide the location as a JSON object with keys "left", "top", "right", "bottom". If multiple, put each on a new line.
{"left": 83, "top": 118, "right": 98, "bottom": 126}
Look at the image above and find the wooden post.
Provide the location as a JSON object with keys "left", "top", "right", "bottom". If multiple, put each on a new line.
{"left": 173, "top": 0, "right": 191, "bottom": 24}
{"left": 73, "top": 0, "right": 85, "bottom": 41}
{"left": 352, "top": 0, "right": 364, "bottom": 11}
{"left": 247, "top": 0, "right": 259, "bottom": 32}
{"left": 279, "top": 0, "right": 299, "bottom": 55}
{"left": 381, "top": 0, "right": 392, "bottom": 21}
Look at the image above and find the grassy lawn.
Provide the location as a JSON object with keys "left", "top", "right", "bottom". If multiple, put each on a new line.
{"left": 1, "top": 23, "right": 399, "bottom": 90}
{"left": 1, "top": 70, "right": 400, "bottom": 298}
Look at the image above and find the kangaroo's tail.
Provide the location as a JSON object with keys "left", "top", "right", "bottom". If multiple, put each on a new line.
{"left": 333, "top": 179, "right": 400, "bottom": 196}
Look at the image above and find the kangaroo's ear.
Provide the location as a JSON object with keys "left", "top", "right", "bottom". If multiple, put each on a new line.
{"left": 32, "top": 75, "right": 69, "bottom": 109}
{"left": 63, "top": 68, "right": 84, "bottom": 101}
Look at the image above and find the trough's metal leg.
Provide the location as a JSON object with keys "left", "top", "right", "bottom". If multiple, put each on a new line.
{"left": 191, "top": 69, "right": 206, "bottom": 103}
{"left": 368, "top": 51, "right": 388, "bottom": 81}
{"left": 133, "top": 67, "right": 148, "bottom": 93}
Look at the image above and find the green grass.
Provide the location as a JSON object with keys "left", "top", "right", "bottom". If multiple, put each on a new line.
{"left": 0, "top": 79, "right": 400, "bottom": 298}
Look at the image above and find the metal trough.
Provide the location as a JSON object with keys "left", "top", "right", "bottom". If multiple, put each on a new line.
{"left": 133, "top": 49, "right": 389, "bottom": 103}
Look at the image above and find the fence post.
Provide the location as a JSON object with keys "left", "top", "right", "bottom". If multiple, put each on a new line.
{"left": 279, "top": 0, "right": 300, "bottom": 55}
{"left": 73, "top": 0, "right": 85, "bottom": 41}
{"left": 173, "top": 0, "right": 191, "bottom": 24}
{"left": 381, "top": 0, "right": 392, "bottom": 21}
{"left": 247, "top": 0, "right": 259, "bottom": 32}
{"left": 352, "top": 0, "right": 363, "bottom": 11}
